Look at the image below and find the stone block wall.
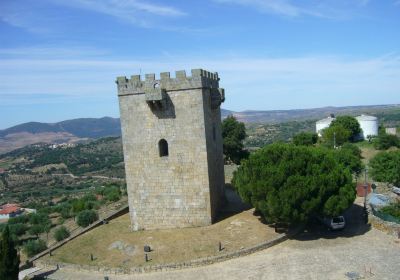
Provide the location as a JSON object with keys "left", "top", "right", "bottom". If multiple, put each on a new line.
{"left": 117, "top": 69, "right": 225, "bottom": 230}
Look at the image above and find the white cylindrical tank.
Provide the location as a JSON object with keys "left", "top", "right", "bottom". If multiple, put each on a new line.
{"left": 356, "top": 115, "right": 378, "bottom": 139}
{"left": 316, "top": 117, "right": 335, "bottom": 136}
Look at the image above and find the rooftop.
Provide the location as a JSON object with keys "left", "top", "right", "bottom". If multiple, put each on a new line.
{"left": 0, "top": 203, "right": 21, "bottom": 215}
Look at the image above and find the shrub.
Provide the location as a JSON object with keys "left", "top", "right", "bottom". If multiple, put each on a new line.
{"left": 23, "top": 239, "right": 47, "bottom": 257}
{"left": 370, "top": 150, "right": 400, "bottom": 186}
{"left": 53, "top": 226, "right": 70, "bottom": 242}
{"left": 373, "top": 133, "right": 400, "bottom": 150}
{"left": 8, "top": 223, "right": 28, "bottom": 237}
{"left": 380, "top": 202, "right": 400, "bottom": 219}
{"left": 76, "top": 210, "right": 98, "bottom": 227}
{"left": 292, "top": 132, "right": 318, "bottom": 146}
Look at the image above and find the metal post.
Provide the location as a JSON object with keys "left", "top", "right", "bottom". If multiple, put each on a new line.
{"left": 364, "top": 167, "right": 368, "bottom": 209}
{"left": 333, "top": 132, "right": 336, "bottom": 149}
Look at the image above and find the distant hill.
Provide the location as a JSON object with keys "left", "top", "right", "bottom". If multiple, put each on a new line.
{"left": 1, "top": 104, "right": 399, "bottom": 154}
{"left": 0, "top": 117, "right": 121, "bottom": 138}
{"left": 0, "top": 117, "right": 121, "bottom": 154}
{"left": 223, "top": 104, "right": 400, "bottom": 123}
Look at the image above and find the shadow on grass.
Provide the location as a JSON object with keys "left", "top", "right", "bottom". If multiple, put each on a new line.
{"left": 293, "top": 203, "right": 371, "bottom": 241}
{"left": 32, "top": 267, "right": 59, "bottom": 280}
{"left": 215, "top": 184, "right": 252, "bottom": 223}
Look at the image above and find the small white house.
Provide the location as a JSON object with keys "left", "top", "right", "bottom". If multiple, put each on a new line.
{"left": 0, "top": 204, "right": 23, "bottom": 220}
{"left": 316, "top": 116, "right": 336, "bottom": 136}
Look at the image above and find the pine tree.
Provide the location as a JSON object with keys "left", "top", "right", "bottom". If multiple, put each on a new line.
{"left": 0, "top": 226, "right": 20, "bottom": 280}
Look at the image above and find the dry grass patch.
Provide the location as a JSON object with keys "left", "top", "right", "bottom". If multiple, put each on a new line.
{"left": 44, "top": 209, "right": 278, "bottom": 268}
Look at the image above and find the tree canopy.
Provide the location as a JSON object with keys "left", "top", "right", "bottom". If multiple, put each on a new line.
{"left": 0, "top": 226, "right": 20, "bottom": 280}
{"left": 222, "top": 115, "right": 248, "bottom": 164}
{"left": 76, "top": 210, "right": 98, "bottom": 227}
{"left": 322, "top": 125, "right": 352, "bottom": 147}
{"left": 373, "top": 133, "right": 400, "bottom": 150}
{"left": 232, "top": 143, "right": 356, "bottom": 225}
{"left": 369, "top": 150, "right": 400, "bottom": 186}
{"left": 330, "top": 116, "right": 361, "bottom": 141}
{"left": 333, "top": 143, "right": 364, "bottom": 176}
{"left": 292, "top": 132, "right": 318, "bottom": 146}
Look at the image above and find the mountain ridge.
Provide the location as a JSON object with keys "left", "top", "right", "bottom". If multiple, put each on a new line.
{"left": 1, "top": 104, "right": 399, "bottom": 154}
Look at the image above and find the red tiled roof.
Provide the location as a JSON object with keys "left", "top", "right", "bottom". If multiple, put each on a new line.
{"left": 0, "top": 204, "right": 21, "bottom": 215}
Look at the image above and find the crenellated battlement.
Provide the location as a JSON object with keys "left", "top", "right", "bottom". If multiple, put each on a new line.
{"left": 116, "top": 69, "right": 220, "bottom": 96}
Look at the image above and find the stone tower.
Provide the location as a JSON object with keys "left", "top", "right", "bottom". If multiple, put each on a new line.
{"left": 116, "top": 69, "right": 225, "bottom": 231}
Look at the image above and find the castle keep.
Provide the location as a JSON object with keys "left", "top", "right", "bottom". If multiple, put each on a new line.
{"left": 116, "top": 69, "right": 225, "bottom": 230}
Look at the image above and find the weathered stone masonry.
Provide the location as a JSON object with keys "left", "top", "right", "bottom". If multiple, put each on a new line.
{"left": 116, "top": 69, "right": 225, "bottom": 230}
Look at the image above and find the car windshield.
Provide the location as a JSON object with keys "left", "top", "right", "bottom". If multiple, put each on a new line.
{"left": 332, "top": 217, "right": 344, "bottom": 223}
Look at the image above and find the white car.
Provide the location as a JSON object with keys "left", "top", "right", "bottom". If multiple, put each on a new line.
{"left": 319, "top": 216, "right": 346, "bottom": 230}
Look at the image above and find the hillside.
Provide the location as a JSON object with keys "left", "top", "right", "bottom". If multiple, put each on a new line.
{"left": 0, "top": 137, "right": 124, "bottom": 205}
{"left": 1, "top": 104, "right": 400, "bottom": 154}
{"left": 0, "top": 117, "right": 121, "bottom": 154}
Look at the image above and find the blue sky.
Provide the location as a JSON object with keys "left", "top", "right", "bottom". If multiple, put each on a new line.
{"left": 0, "top": 0, "right": 399, "bottom": 129}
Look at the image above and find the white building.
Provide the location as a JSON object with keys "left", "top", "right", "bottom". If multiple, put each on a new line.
{"left": 316, "top": 116, "right": 336, "bottom": 136}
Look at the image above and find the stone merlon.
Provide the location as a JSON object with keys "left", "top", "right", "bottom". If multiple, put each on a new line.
{"left": 116, "top": 69, "right": 221, "bottom": 96}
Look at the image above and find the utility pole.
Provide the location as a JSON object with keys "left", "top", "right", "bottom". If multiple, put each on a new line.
{"left": 333, "top": 132, "right": 336, "bottom": 149}
{"left": 364, "top": 166, "right": 368, "bottom": 208}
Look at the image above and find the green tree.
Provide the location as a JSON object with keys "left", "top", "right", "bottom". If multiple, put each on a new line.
{"left": 322, "top": 125, "right": 352, "bottom": 147}
{"left": 369, "top": 150, "right": 400, "bottom": 186}
{"left": 23, "top": 239, "right": 47, "bottom": 258}
{"left": 373, "top": 133, "right": 400, "bottom": 150}
{"left": 0, "top": 226, "right": 20, "bottom": 280}
{"left": 76, "top": 210, "right": 98, "bottom": 227}
{"left": 8, "top": 223, "right": 28, "bottom": 237}
{"left": 333, "top": 143, "right": 364, "bottom": 175}
{"left": 28, "top": 225, "right": 44, "bottom": 238}
{"left": 330, "top": 116, "right": 361, "bottom": 141}
{"left": 222, "top": 115, "right": 249, "bottom": 164}
{"left": 53, "top": 226, "right": 70, "bottom": 242}
{"left": 292, "top": 132, "right": 318, "bottom": 146}
{"left": 232, "top": 143, "right": 355, "bottom": 225}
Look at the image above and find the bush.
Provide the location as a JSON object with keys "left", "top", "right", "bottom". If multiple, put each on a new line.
{"left": 373, "top": 133, "right": 400, "bottom": 150}
{"left": 104, "top": 186, "right": 121, "bottom": 202}
{"left": 369, "top": 150, "right": 400, "bottom": 186}
{"left": 380, "top": 202, "right": 400, "bottom": 219}
{"left": 76, "top": 210, "right": 98, "bottom": 227}
{"left": 8, "top": 223, "right": 28, "bottom": 237}
{"left": 23, "top": 239, "right": 47, "bottom": 257}
{"left": 292, "top": 132, "right": 318, "bottom": 146}
{"left": 53, "top": 226, "right": 70, "bottom": 242}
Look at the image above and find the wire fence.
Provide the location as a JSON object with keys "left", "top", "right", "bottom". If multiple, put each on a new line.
{"left": 371, "top": 207, "right": 400, "bottom": 224}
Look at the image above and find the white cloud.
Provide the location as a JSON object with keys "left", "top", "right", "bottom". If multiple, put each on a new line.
{"left": 0, "top": 0, "right": 187, "bottom": 32}
{"left": 213, "top": 0, "right": 371, "bottom": 19}
{"left": 49, "top": 0, "right": 186, "bottom": 27}
{"left": 0, "top": 47, "right": 399, "bottom": 111}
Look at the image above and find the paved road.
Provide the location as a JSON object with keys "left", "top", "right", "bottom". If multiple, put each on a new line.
{"left": 34, "top": 202, "right": 400, "bottom": 280}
